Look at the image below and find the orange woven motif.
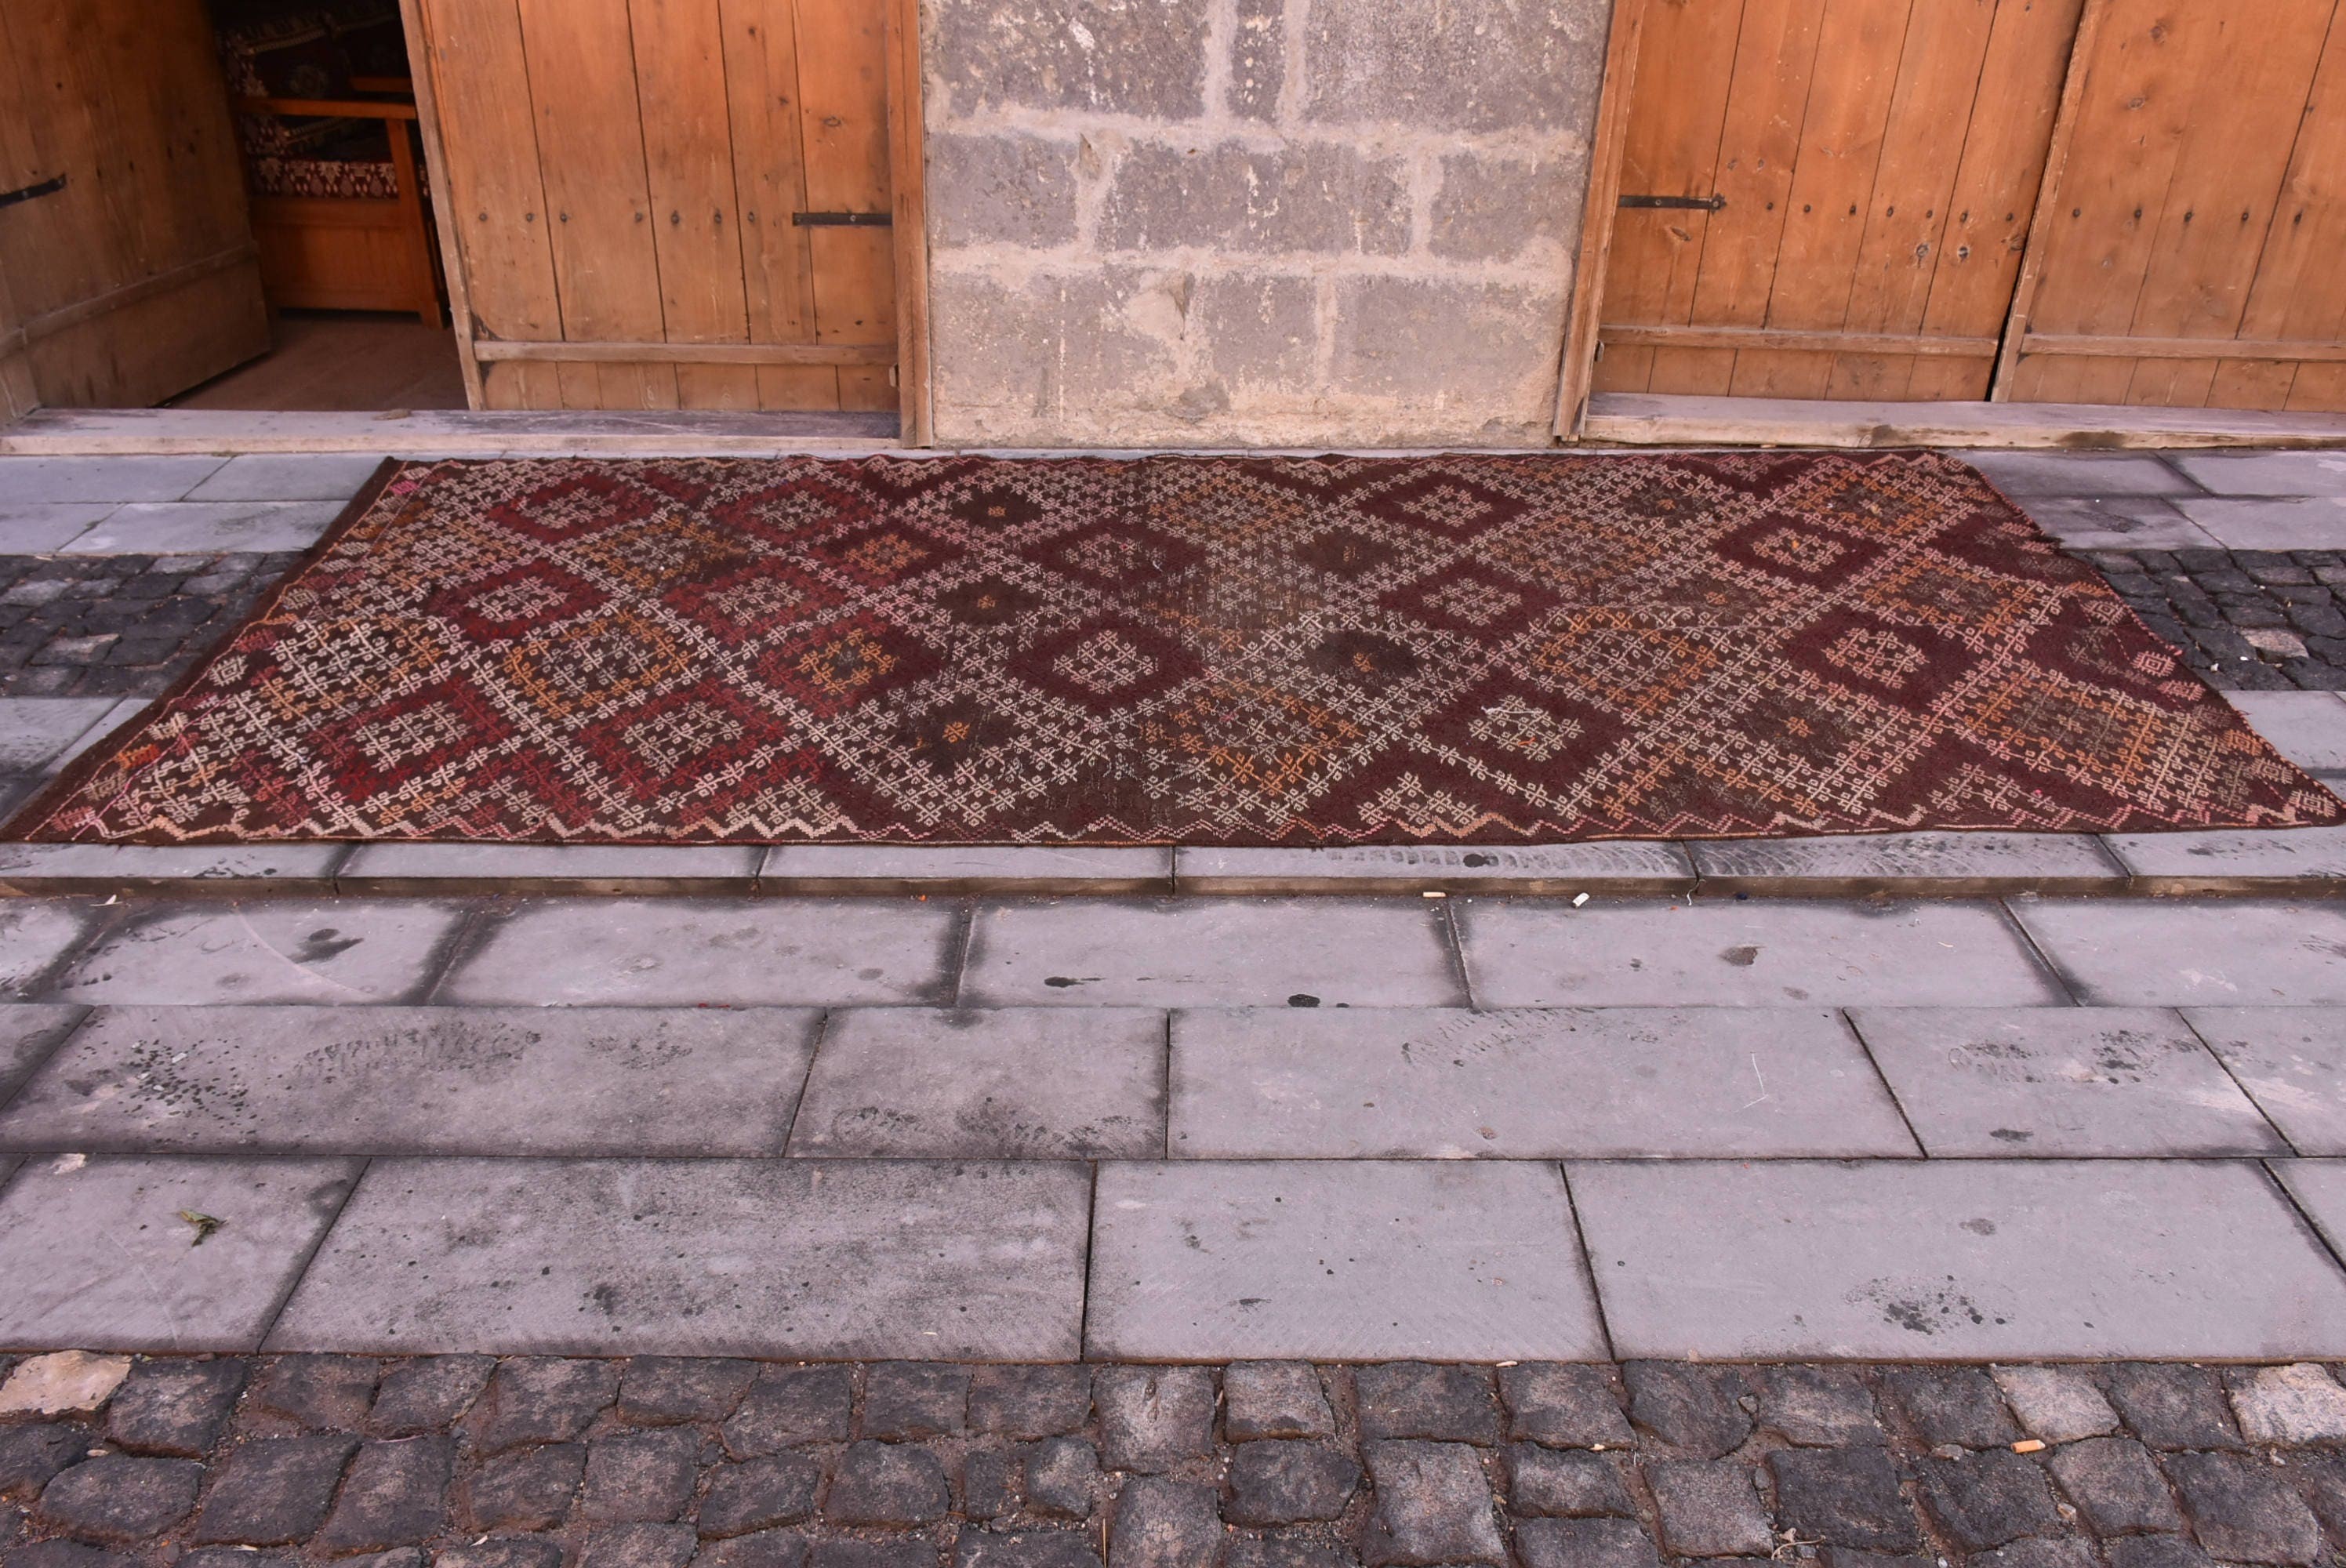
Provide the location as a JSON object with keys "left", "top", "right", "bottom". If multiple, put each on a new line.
{"left": 12, "top": 451, "right": 2340, "bottom": 845}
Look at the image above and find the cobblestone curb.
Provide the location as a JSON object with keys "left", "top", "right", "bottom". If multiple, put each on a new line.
{"left": 3, "top": 1355, "right": 2344, "bottom": 1568}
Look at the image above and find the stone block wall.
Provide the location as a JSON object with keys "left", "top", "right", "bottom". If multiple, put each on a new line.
{"left": 918, "top": 0, "right": 1613, "bottom": 448}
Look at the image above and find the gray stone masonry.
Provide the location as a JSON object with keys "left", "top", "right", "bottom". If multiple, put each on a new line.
{"left": 2, "top": 1354, "right": 2345, "bottom": 1568}
{"left": 918, "top": 0, "right": 1609, "bottom": 447}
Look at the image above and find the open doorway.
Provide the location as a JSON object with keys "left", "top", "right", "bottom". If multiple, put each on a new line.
{"left": 1, "top": 0, "right": 926, "bottom": 436}
{"left": 172, "top": 0, "right": 465, "bottom": 411}
{"left": 0, "top": 0, "right": 460, "bottom": 416}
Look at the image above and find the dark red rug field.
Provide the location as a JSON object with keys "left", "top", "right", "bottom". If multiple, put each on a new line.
{"left": 11, "top": 451, "right": 2339, "bottom": 845}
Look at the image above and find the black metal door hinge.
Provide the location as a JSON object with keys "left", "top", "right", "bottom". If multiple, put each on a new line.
{"left": 793, "top": 211, "right": 892, "bottom": 227}
{"left": 0, "top": 175, "right": 66, "bottom": 212}
{"left": 1618, "top": 192, "right": 1726, "bottom": 212}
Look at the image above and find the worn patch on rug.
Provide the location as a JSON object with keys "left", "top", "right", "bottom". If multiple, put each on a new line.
{"left": 9, "top": 452, "right": 2340, "bottom": 845}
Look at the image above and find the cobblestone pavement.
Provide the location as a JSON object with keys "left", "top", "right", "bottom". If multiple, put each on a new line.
{"left": 0, "top": 554, "right": 306, "bottom": 699}
{"left": 5, "top": 1352, "right": 2346, "bottom": 1568}
{"left": 2079, "top": 550, "right": 2346, "bottom": 691}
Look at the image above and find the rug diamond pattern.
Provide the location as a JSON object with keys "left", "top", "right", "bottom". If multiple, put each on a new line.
{"left": 10, "top": 451, "right": 2338, "bottom": 845}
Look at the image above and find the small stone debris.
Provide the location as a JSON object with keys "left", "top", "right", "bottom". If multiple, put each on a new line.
{"left": 0, "top": 1352, "right": 135, "bottom": 1418}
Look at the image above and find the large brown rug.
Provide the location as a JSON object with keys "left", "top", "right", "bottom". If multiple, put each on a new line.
{"left": 12, "top": 452, "right": 2339, "bottom": 846}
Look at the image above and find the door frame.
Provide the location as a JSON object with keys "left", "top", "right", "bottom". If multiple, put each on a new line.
{"left": 1552, "top": 0, "right": 1648, "bottom": 440}
{"left": 394, "top": 0, "right": 933, "bottom": 442}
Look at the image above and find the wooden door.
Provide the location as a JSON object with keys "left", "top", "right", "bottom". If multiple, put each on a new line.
{"left": 1591, "top": 0, "right": 2083, "bottom": 402}
{"left": 1997, "top": 0, "right": 2346, "bottom": 412}
{"left": 0, "top": 0, "right": 271, "bottom": 410}
{"left": 411, "top": 0, "right": 901, "bottom": 413}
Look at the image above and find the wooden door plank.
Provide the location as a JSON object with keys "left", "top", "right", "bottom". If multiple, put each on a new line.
{"left": 1905, "top": 0, "right": 2084, "bottom": 400}
{"left": 0, "top": 27, "right": 45, "bottom": 419}
{"left": 1661, "top": 0, "right": 1829, "bottom": 394}
{"left": 514, "top": 0, "right": 676, "bottom": 408}
{"left": 397, "top": 0, "right": 484, "bottom": 405}
{"left": 1730, "top": 0, "right": 1914, "bottom": 398}
{"left": 2211, "top": 2, "right": 2346, "bottom": 412}
{"left": 793, "top": 0, "right": 896, "bottom": 413}
{"left": 884, "top": 0, "right": 929, "bottom": 440}
{"left": 0, "top": 0, "right": 267, "bottom": 408}
{"left": 1590, "top": 0, "right": 1744, "bottom": 395}
{"left": 2115, "top": 4, "right": 2333, "bottom": 408}
{"left": 1556, "top": 0, "right": 1648, "bottom": 432}
{"left": 1823, "top": 0, "right": 1998, "bottom": 399}
{"left": 721, "top": 0, "right": 837, "bottom": 410}
{"left": 418, "top": 0, "right": 564, "bottom": 408}
{"left": 2004, "top": 0, "right": 2207, "bottom": 405}
{"left": 630, "top": 0, "right": 761, "bottom": 409}
{"left": 1582, "top": 390, "right": 2346, "bottom": 447}
{"left": 2276, "top": 8, "right": 2346, "bottom": 415}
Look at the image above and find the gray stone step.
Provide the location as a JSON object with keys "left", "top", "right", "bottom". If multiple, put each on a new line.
{"left": 5, "top": 829, "right": 2346, "bottom": 899}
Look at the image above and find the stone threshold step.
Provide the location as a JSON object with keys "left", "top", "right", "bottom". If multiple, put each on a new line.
{"left": 0, "top": 829, "right": 2342, "bottom": 898}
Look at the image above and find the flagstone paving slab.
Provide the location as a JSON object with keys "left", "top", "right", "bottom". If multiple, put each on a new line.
{"left": 2184, "top": 1008, "right": 2346, "bottom": 1155}
{"left": 1845, "top": 1007, "right": 2286, "bottom": 1157}
{"left": 1569, "top": 1159, "right": 2346, "bottom": 1360}
{"left": 338, "top": 844, "right": 761, "bottom": 896}
{"left": 2227, "top": 691, "right": 2346, "bottom": 776}
{"left": 2171, "top": 451, "right": 2346, "bottom": 496}
{"left": 758, "top": 845, "right": 1172, "bottom": 895}
{"left": 1690, "top": 833, "right": 2126, "bottom": 897}
{"left": 2175, "top": 496, "right": 2346, "bottom": 550}
{"left": 0, "top": 902, "right": 98, "bottom": 997}
{"left": 2270, "top": 1159, "right": 2346, "bottom": 1258}
{"left": 1087, "top": 1160, "right": 1606, "bottom": 1361}
{"left": 0, "top": 504, "right": 114, "bottom": 553}
{"left": 1167, "top": 1007, "right": 1916, "bottom": 1160}
{"left": 0, "top": 843, "right": 346, "bottom": 897}
{"left": 0, "top": 1154, "right": 361, "bottom": 1351}
{"left": 0, "top": 1005, "right": 820, "bottom": 1157}
{"left": 2013, "top": 496, "right": 2221, "bottom": 551}
{"left": 789, "top": 1007, "right": 1164, "bottom": 1159}
{"left": 182, "top": 455, "right": 388, "bottom": 503}
{"left": 60, "top": 501, "right": 347, "bottom": 556}
{"left": 0, "top": 456, "right": 227, "bottom": 506}
{"left": 441, "top": 898, "right": 960, "bottom": 1007}
{"left": 48, "top": 901, "right": 465, "bottom": 1006}
{"left": 0, "top": 698, "right": 122, "bottom": 773}
{"left": 2098, "top": 827, "right": 2346, "bottom": 891}
{"left": 47, "top": 698, "right": 147, "bottom": 770}
{"left": 1172, "top": 843, "right": 1696, "bottom": 896}
{"left": 267, "top": 1158, "right": 1090, "bottom": 1358}
{"left": 1959, "top": 452, "right": 2200, "bottom": 497}
{"left": 2011, "top": 899, "right": 2346, "bottom": 1005}
{"left": 961, "top": 898, "right": 1465, "bottom": 1009}
{"left": 1458, "top": 899, "right": 2066, "bottom": 1008}
{"left": 0, "top": 1005, "right": 82, "bottom": 1107}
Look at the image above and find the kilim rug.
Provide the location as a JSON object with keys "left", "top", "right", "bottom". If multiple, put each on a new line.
{"left": 9, "top": 451, "right": 2341, "bottom": 846}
